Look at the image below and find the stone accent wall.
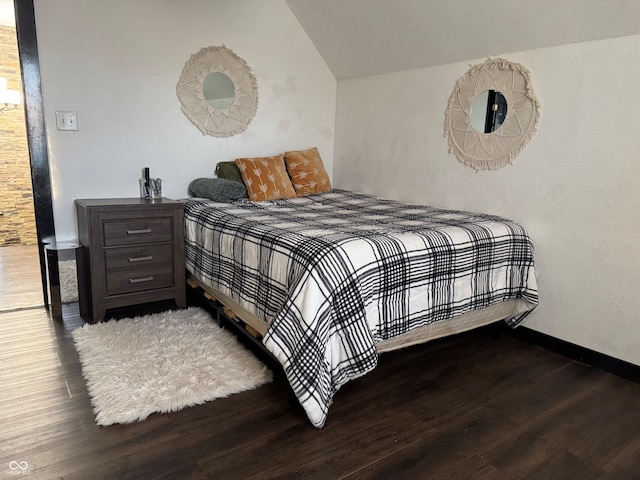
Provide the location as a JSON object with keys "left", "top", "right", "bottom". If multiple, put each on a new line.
{"left": 0, "top": 25, "right": 36, "bottom": 246}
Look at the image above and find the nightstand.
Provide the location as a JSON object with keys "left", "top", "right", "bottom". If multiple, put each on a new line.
{"left": 75, "top": 198, "right": 186, "bottom": 322}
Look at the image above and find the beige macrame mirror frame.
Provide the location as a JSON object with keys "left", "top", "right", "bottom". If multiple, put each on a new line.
{"left": 444, "top": 57, "right": 541, "bottom": 171}
{"left": 176, "top": 45, "right": 258, "bottom": 138}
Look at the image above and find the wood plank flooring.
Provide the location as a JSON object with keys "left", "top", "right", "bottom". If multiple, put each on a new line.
{"left": 0, "top": 245, "right": 43, "bottom": 311}
{"left": 1, "top": 303, "right": 639, "bottom": 479}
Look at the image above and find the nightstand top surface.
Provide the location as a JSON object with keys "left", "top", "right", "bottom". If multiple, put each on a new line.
{"left": 75, "top": 198, "right": 183, "bottom": 208}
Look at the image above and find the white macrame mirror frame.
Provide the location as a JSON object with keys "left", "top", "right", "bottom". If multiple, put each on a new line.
{"left": 176, "top": 45, "right": 258, "bottom": 138}
{"left": 444, "top": 58, "right": 541, "bottom": 171}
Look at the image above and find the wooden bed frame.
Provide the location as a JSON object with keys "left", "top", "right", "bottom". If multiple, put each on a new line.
{"left": 186, "top": 273, "right": 533, "bottom": 356}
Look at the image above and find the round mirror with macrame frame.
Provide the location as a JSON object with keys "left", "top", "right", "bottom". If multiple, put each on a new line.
{"left": 444, "top": 57, "right": 541, "bottom": 171}
{"left": 176, "top": 45, "right": 258, "bottom": 138}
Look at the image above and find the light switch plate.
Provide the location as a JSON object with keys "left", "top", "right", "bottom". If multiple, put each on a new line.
{"left": 55, "top": 111, "right": 79, "bottom": 131}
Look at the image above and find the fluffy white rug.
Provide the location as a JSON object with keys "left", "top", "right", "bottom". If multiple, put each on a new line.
{"left": 72, "top": 307, "right": 273, "bottom": 426}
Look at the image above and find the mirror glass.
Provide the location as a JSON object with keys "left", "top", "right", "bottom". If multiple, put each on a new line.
{"left": 203, "top": 72, "right": 235, "bottom": 109}
{"left": 470, "top": 90, "right": 508, "bottom": 133}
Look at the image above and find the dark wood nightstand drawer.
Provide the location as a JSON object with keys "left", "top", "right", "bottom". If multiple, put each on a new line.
{"left": 75, "top": 197, "right": 186, "bottom": 322}
{"left": 103, "top": 217, "right": 173, "bottom": 246}
{"left": 106, "top": 264, "right": 174, "bottom": 295}
{"left": 104, "top": 244, "right": 173, "bottom": 271}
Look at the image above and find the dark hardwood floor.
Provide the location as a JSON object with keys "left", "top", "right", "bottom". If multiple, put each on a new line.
{"left": 1, "top": 303, "right": 639, "bottom": 479}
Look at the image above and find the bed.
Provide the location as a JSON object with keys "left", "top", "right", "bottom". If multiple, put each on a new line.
{"left": 183, "top": 189, "right": 538, "bottom": 428}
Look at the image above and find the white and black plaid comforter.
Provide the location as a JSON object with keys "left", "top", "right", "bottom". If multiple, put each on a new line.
{"left": 183, "top": 190, "right": 538, "bottom": 428}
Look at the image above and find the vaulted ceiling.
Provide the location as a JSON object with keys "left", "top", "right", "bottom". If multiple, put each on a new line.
{"left": 3, "top": 1, "right": 639, "bottom": 79}
{"left": 285, "top": 0, "right": 640, "bottom": 79}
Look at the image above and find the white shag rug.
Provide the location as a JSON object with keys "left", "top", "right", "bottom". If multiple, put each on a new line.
{"left": 72, "top": 306, "right": 273, "bottom": 426}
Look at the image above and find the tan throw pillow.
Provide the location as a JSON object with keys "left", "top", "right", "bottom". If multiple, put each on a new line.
{"left": 284, "top": 147, "right": 332, "bottom": 196}
{"left": 235, "top": 155, "right": 297, "bottom": 202}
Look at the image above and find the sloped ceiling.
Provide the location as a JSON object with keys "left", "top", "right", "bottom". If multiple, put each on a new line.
{"left": 285, "top": 0, "right": 640, "bottom": 79}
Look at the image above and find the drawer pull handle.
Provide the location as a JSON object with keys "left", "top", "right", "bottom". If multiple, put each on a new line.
{"left": 129, "top": 276, "right": 154, "bottom": 284}
{"left": 126, "top": 228, "right": 152, "bottom": 235}
{"left": 128, "top": 255, "right": 153, "bottom": 263}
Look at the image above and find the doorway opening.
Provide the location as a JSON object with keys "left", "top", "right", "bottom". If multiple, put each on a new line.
{"left": 0, "top": 2, "right": 41, "bottom": 311}
{"left": 0, "top": 0, "right": 55, "bottom": 313}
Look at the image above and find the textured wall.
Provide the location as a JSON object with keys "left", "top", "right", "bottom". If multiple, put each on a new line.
{"left": 334, "top": 35, "right": 640, "bottom": 366}
{"left": 0, "top": 25, "right": 36, "bottom": 246}
{"left": 33, "top": 0, "right": 336, "bottom": 242}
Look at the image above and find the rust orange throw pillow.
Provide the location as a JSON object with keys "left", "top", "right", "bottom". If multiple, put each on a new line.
{"left": 235, "top": 155, "right": 297, "bottom": 202}
{"left": 284, "top": 147, "right": 332, "bottom": 196}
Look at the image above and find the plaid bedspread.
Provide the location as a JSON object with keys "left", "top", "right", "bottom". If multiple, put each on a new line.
{"left": 183, "top": 190, "right": 538, "bottom": 428}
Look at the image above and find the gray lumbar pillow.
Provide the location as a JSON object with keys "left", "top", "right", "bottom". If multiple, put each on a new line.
{"left": 188, "top": 178, "right": 248, "bottom": 202}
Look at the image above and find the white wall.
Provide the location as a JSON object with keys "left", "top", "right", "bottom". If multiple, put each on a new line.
{"left": 33, "top": 0, "right": 336, "bottom": 240}
{"left": 334, "top": 35, "right": 640, "bottom": 366}
{"left": 0, "top": 0, "right": 14, "bottom": 27}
